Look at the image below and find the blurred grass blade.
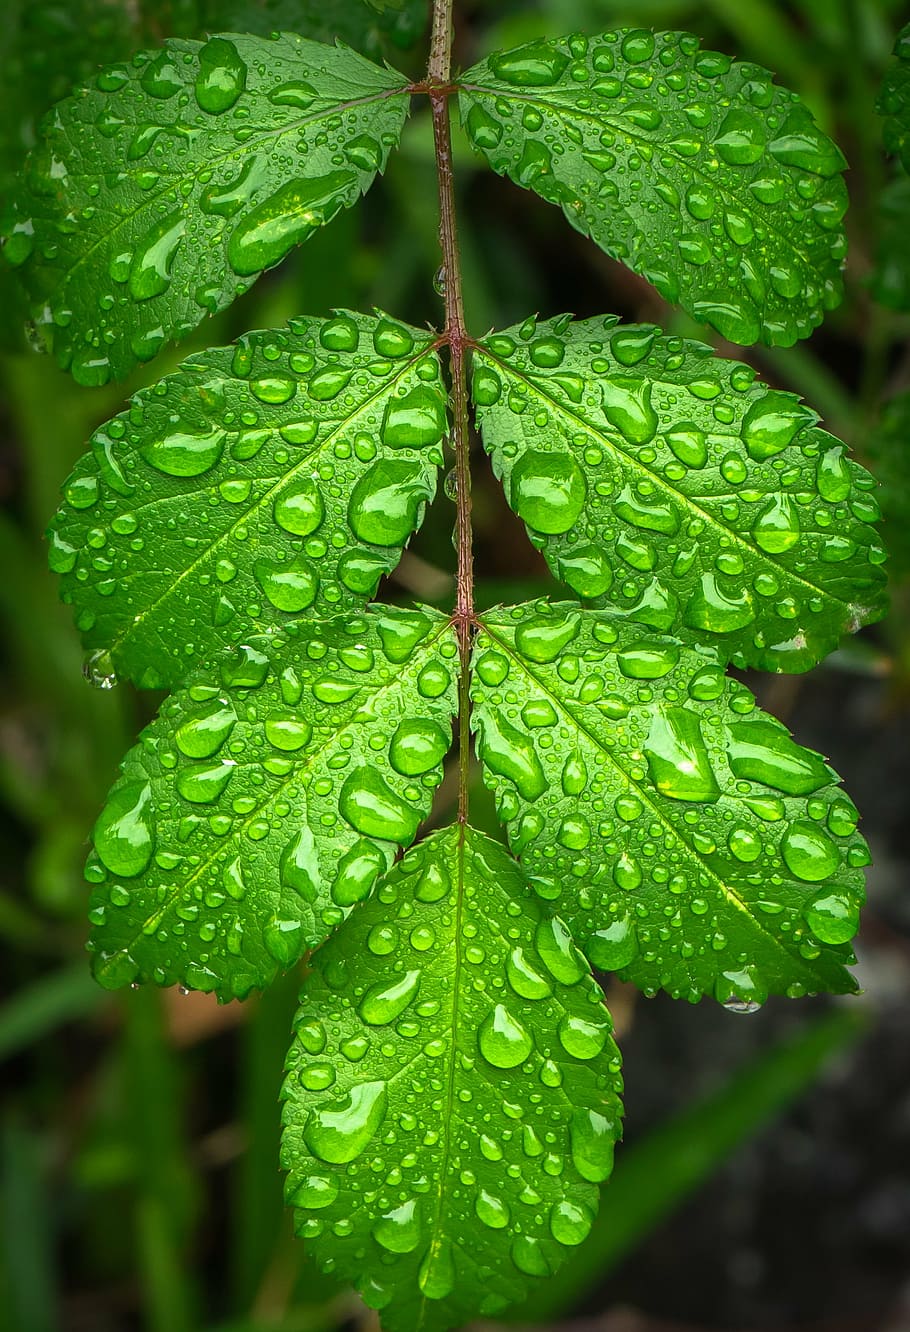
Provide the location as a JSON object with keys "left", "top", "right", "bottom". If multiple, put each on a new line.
{"left": 0, "top": 1121, "right": 57, "bottom": 1332}
{"left": 507, "top": 1005, "right": 867, "bottom": 1323}
{"left": 0, "top": 963, "right": 100, "bottom": 1063}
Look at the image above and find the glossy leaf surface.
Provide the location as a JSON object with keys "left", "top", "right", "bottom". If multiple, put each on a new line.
{"left": 51, "top": 313, "right": 446, "bottom": 689}
{"left": 282, "top": 825, "right": 624, "bottom": 1332}
{"left": 471, "top": 316, "right": 886, "bottom": 673}
{"left": 471, "top": 601, "right": 869, "bottom": 1005}
{"left": 878, "top": 22, "right": 910, "bottom": 172}
{"left": 4, "top": 34, "right": 409, "bottom": 382}
{"left": 86, "top": 607, "right": 457, "bottom": 999}
{"left": 460, "top": 29, "right": 848, "bottom": 346}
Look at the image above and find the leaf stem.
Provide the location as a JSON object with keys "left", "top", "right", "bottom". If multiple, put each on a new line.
{"left": 428, "top": 0, "right": 474, "bottom": 824}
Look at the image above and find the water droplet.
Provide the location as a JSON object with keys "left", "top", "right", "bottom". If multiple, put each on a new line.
{"left": 666, "top": 425, "right": 708, "bottom": 469}
{"left": 417, "top": 1237, "right": 455, "bottom": 1300}
{"left": 201, "top": 157, "right": 266, "bottom": 218}
{"left": 465, "top": 103, "right": 504, "bottom": 149}
{"left": 359, "top": 969, "right": 421, "bottom": 1026}
{"left": 510, "top": 450, "right": 586, "bottom": 534}
{"left": 644, "top": 708, "right": 720, "bottom": 803}
{"left": 558, "top": 1012, "right": 611, "bottom": 1059}
{"left": 742, "top": 393, "right": 813, "bottom": 460}
{"left": 478, "top": 1003, "right": 533, "bottom": 1067}
{"left": 683, "top": 573, "right": 755, "bottom": 634}
{"left": 83, "top": 648, "right": 118, "bottom": 690}
{"left": 714, "top": 109, "right": 767, "bottom": 164}
{"left": 347, "top": 460, "right": 431, "bottom": 546}
{"left": 254, "top": 556, "right": 317, "bottom": 613}
{"left": 176, "top": 761, "right": 234, "bottom": 804}
{"left": 93, "top": 781, "right": 154, "bottom": 877}
{"left": 280, "top": 826, "right": 321, "bottom": 902}
{"left": 475, "top": 1189, "right": 510, "bottom": 1229}
{"left": 373, "top": 319, "right": 414, "bottom": 358}
{"left": 804, "top": 891, "right": 860, "bottom": 944}
{"left": 129, "top": 211, "right": 184, "bottom": 301}
{"left": 550, "top": 1199, "right": 594, "bottom": 1246}
{"left": 381, "top": 387, "right": 446, "bottom": 449}
{"left": 515, "top": 610, "right": 580, "bottom": 662}
{"left": 389, "top": 719, "right": 450, "bottom": 776}
{"left": 339, "top": 768, "right": 420, "bottom": 842}
{"left": 195, "top": 36, "right": 247, "bottom": 114}
{"left": 511, "top": 1235, "right": 551, "bottom": 1277}
{"left": 726, "top": 720, "right": 829, "bottom": 795}
{"left": 617, "top": 641, "right": 679, "bottom": 679}
{"left": 331, "top": 841, "right": 385, "bottom": 907}
{"left": 587, "top": 915, "right": 637, "bottom": 969}
{"left": 273, "top": 480, "right": 324, "bottom": 536}
{"left": 753, "top": 495, "right": 800, "bottom": 553}
{"left": 535, "top": 916, "right": 587, "bottom": 984}
{"left": 373, "top": 1198, "right": 422, "bottom": 1253}
{"left": 303, "top": 1080, "right": 387, "bottom": 1163}
{"left": 601, "top": 377, "right": 657, "bottom": 443}
{"left": 290, "top": 1174, "right": 338, "bottom": 1210}
{"left": 475, "top": 711, "right": 546, "bottom": 800}
{"left": 227, "top": 171, "right": 356, "bottom": 275}
{"left": 176, "top": 700, "right": 236, "bottom": 759}
{"left": 490, "top": 42, "right": 569, "bottom": 86}
{"left": 140, "top": 425, "right": 225, "bottom": 477}
{"left": 781, "top": 820, "right": 841, "bottom": 881}
{"left": 506, "top": 945, "right": 552, "bottom": 999}
{"left": 558, "top": 546, "right": 613, "bottom": 597}
{"left": 570, "top": 1107, "right": 617, "bottom": 1182}
{"left": 768, "top": 119, "right": 846, "bottom": 177}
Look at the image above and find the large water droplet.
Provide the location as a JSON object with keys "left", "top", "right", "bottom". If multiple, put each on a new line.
{"left": 558, "top": 1012, "right": 611, "bottom": 1059}
{"left": 331, "top": 840, "right": 386, "bottom": 907}
{"left": 273, "top": 480, "right": 324, "bottom": 536}
{"left": 140, "top": 425, "right": 225, "bottom": 477}
{"left": 381, "top": 387, "right": 446, "bottom": 449}
{"left": 475, "top": 1189, "right": 510, "bottom": 1229}
{"left": 339, "top": 768, "right": 420, "bottom": 842}
{"left": 478, "top": 1003, "right": 533, "bottom": 1068}
{"left": 644, "top": 708, "right": 720, "bottom": 803}
{"left": 753, "top": 494, "right": 800, "bottom": 554}
{"left": 549, "top": 1199, "right": 594, "bottom": 1246}
{"left": 726, "top": 720, "right": 829, "bottom": 795}
{"left": 601, "top": 377, "right": 658, "bottom": 443}
{"left": 302, "top": 1080, "right": 387, "bottom": 1163}
{"left": 373, "top": 1198, "right": 422, "bottom": 1253}
{"left": 280, "top": 826, "right": 321, "bottom": 902}
{"left": 510, "top": 450, "right": 586, "bottom": 534}
{"left": 475, "top": 711, "right": 546, "bottom": 800}
{"left": 804, "top": 891, "right": 860, "bottom": 944}
{"left": 254, "top": 556, "right": 317, "bottom": 613}
{"left": 129, "top": 212, "right": 184, "bottom": 301}
{"left": 347, "top": 460, "right": 431, "bottom": 546}
{"left": 176, "top": 761, "right": 234, "bottom": 804}
{"left": 389, "top": 719, "right": 450, "bottom": 776}
{"left": 514, "top": 611, "right": 580, "bottom": 662}
{"left": 535, "top": 916, "right": 587, "bottom": 985}
{"left": 781, "top": 820, "right": 840, "bottom": 881}
{"left": 742, "top": 393, "right": 812, "bottom": 460}
{"left": 93, "top": 781, "right": 154, "bottom": 878}
{"left": 570, "top": 1107, "right": 617, "bottom": 1182}
{"left": 683, "top": 573, "right": 755, "bottom": 633}
{"left": 227, "top": 171, "right": 356, "bottom": 275}
{"left": 587, "top": 914, "right": 638, "bottom": 970}
{"left": 359, "top": 969, "right": 421, "bottom": 1025}
{"left": 506, "top": 945, "right": 552, "bottom": 999}
{"left": 176, "top": 700, "right": 236, "bottom": 759}
{"left": 417, "top": 1237, "right": 455, "bottom": 1300}
{"left": 195, "top": 37, "right": 247, "bottom": 114}
{"left": 490, "top": 42, "right": 569, "bottom": 86}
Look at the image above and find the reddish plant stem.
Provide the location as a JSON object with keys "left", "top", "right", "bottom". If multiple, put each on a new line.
{"left": 428, "top": 0, "right": 474, "bottom": 824}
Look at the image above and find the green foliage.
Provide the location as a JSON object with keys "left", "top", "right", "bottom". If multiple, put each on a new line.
{"left": 87, "top": 606, "right": 458, "bottom": 998}
{"left": 867, "top": 391, "right": 910, "bottom": 577}
{"left": 459, "top": 30, "right": 848, "bottom": 347}
{"left": 471, "top": 315, "right": 886, "bottom": 672}
{"left": 471, "top": 601, "right": 868, "bottom": 1005}
{"left": 50, "top": 312, "right": 447, "bottom": 687}
{"left": 5, "top": 34, "right": 410, "bottom": 382}
{"left": 282, "top": 826, "right": 624, "bottom": 1330}
{"left": 878, "top": 22, "right": 910, "bottom": 170}
{"left": 2, "top": 8, "right": 888, "bottom": 1332}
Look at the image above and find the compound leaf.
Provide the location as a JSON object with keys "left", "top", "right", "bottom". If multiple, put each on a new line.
{"left": 471, "top": 316, "right": 886, "bottom": 674}
{"left": 459, "top": 29, "right": 848, "bottom": 347}
{"left": 878, "top": 22, "right": 910, "bottom": 172}
{"left": 86, "top": 606, "right": 458, "bottom": 999}
{"left": 51, "top": 312, "right": 446, "bottom": 689}
{"left": 4, "top": 34, "right": 410, "bottom": 383}
{"left": 471, "top": 601, "right": 869, "bottom": 1006}
{"left": 281, "top": 825, "right": 624, "bottom": 1332}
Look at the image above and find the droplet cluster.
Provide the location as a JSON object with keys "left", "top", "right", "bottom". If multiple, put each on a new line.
{"left": 281, "top": 826, "right": 623, "bottom": 1325}
{"left": 4, "top": 33, "right": 410, "bottom": 381}
{"left": 471, "top": 601, "right": 869, "bottom": 1005}
{"left": 460, "top": 28, "right": 848, "bottom": 346}
{"left": 50, "top": 311, "right": 446, "bottom": 687}
{"left": 472, "top": 315, "right": 886, "bottom": 672}
{"left": 86, "top": 606, "right": 458, "bottom": 996}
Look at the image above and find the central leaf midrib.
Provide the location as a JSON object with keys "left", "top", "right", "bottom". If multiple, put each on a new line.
{"left": 106, "top": 342, "right": 435, "bottom": 660}
{"left": 478, "top": 345, "right": 848, "bottom": 613}
{"left": 478, "top": 619, "right": 825, "bottom": 979}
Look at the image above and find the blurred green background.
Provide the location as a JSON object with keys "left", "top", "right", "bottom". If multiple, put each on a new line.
{"left": 1, "top": 2, "right": 909, "bottom": 1330}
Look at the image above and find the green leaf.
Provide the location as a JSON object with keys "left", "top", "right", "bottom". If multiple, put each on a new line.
{"left": 878, "top": 22, "right": 910, "bottom": 172}
{"left": 4, "top": 34, "right": 410, "bottom": 383}
{"left": 50, "top": 313, "right": 447, "bottom": 689}
{"left": 471, "top": 600, "right": 869, "bottom": 1005}
{"left": 471, "top": 316, "right": 886, "bottom": 673}
{"left": 459, "top": 29, "right": 848, "bottom": 347}
{"left": 281, "top": 825, "right": 624, "bottom": 1332}
{"left": 867, "top": 391, "right": 910, "bottom": 578}
{"left": 86, "top": 606, "right": 458, "bottom": 999}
